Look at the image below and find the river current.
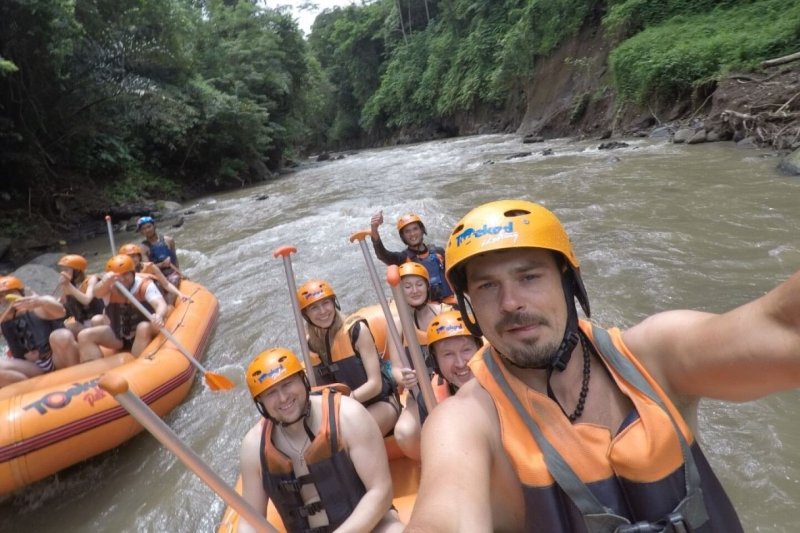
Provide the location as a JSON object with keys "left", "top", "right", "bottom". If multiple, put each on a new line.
{"left": 2, "top": 134, "right": 799, "bottom": 532}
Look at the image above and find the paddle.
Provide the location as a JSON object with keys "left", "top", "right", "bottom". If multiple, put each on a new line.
{"left": 385, "top": 264, "right": 438, "bottom": 412}
{"left": 105, "top": 215, "right": 117, "bottom": 257}
{"left": 112, "top": 280, "right": 234, "bottom": 391}
{"left": 349, "top": 230, "right": 437, "bottom": 410}
{"left": 98, "top": 373, "right": 275, "bottom": 533}
{"left": 272, "top": 245, "right": 317, "bottom": 387}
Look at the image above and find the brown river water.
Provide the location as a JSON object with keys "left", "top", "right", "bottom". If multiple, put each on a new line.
{"left": 1, "top": 134, "right": 799, "bottom": 531}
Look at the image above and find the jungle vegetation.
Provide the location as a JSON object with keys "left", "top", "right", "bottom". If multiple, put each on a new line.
{"left": 1, "top": 0, "right": 797, "bottom": 231}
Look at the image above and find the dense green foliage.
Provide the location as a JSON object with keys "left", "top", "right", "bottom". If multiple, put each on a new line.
{"left": 610, "top": 0, "right": 800, "bottom": 103}
{"left": 0, "top": 0, "right": 324, "bottom": 216}
{"left": 1, "top": 0, "right": 798, "bottom": 229}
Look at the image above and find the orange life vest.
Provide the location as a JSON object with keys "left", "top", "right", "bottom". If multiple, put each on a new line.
{"left": 470, "top": 321, "right": 742, "bottom": 532}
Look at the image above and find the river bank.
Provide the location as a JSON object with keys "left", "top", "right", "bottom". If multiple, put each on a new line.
{"left": 2, "top": 57, "right": 798, "bottom": 271}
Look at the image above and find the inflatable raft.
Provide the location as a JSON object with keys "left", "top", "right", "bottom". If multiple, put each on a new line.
{"left": 0, "top": 279, "right": 219, "bottom": 495}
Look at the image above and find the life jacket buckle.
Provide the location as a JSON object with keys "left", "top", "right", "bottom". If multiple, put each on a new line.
{"left": 296, "top": 500, "right": 324, "bottom": 518}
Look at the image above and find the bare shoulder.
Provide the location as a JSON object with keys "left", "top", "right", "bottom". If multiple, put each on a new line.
{"left": 338, "top": 394, "right": 376, "bottom": 429}
{"left": 240, "top": 421, "right": 264, "bottom": 457}
{"left": 424, "top": 379, "right": 497, "bottom": 444}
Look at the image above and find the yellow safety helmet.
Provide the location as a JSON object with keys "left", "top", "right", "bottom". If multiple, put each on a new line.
{"left": 118, "top": 243, "right": 143, "bottom": 256}
{"left": 246, "top": 347, "right": 306, "bottom": 399}
{"left": 58, "top": 254, "right": 88, "bottom": 272}
{"left": 296, "top": 279, "right": 337, "bottom": 311}
{"left": 105, "top": 254, "right": 136, "bottom": 275}
{"left": 426, "top": 310, "right": 475, "bottom": 346}
{"left": 445, "top": 200, "right": 589, "bottom": 335}
{"left": 426, "top": 310, "right": 483, "bottom": 373}
{"left": 0, "top": 276, "right": 24, "bottom": 292}
{"left": 398, "top": 261, "right": 429, "bottom": 283}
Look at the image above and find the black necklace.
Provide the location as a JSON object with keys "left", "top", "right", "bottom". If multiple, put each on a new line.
{"left": 567, "top": 333, "right": 592, "bottom": 422}
{"left": 547, "top": 332, "right": 592, "bottom": 422}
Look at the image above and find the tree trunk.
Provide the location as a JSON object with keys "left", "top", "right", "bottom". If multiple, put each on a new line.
{"left": 762, "top": 51, "right": 800, "bottom": 67}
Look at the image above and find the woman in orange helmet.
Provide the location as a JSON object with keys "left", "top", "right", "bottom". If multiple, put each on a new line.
{"left": 296, "top": 279, "right": 400, "bottom": 436}
{"left": 56, "top": 254, "right": 105, "bottom": 335}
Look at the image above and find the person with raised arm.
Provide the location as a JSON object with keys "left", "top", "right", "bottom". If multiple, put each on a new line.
{"left": 369, "top": 211, "right": 453, "bottom": 303}
{"left": 238, "top": 348, "right": 403, "bottom": 533}
{"left": 0, "top": 276, "right": 72, "bottom": 386}
{"left": 403, "top": 198, "right": 800, "bottom": 531}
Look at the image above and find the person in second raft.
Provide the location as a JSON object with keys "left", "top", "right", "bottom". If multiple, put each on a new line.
{"left": 136, "top": 216, "right": 182, "bottom": 289}
{"left": 369, "top": 210, "right": 454, "bottom": 303}
{"left": 297, "top": 279, "right": 400, "bottom": 437}
{"left": 238, "top": 348, "right": 403, "bottom": 533}
{"left": 77, "top": 254, "right": 168, "bottom": 361}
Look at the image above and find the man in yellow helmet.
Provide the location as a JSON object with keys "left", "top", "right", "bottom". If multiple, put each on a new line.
{"left": 238, "top": 348, "right": 403, "bottom": 533}
{"left": 369, "top": 210, "right": 454, "bottom": 303}
{"left": 402, "top": 199, "right": 800, "bottom": 531}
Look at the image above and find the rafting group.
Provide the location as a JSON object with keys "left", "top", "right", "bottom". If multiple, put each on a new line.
{"left": 221, "top": 199, "right": 800, "bottom": 533}
{"left": 0, "top": 216, "right": 186, "bottom": 387}
{"left": 6, "top": 198, "right": 800, "bottom": 532}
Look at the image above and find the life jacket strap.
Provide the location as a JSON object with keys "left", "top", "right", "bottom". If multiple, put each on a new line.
{"left": 278, "top": 473, "right": 314, "bottom": 493}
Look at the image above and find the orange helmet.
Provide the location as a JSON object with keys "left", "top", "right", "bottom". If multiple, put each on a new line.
{"left": 0, "top": 276, "right": 24, "bottom": 292}
{"left": 58, "top": 254, "right": 88, "bottom": 272}
{"left": 297, "top": 280, "right": 336, "bottom": 311}
{"left": 398, "top": 262, "right": 429, "bottom": 283}
{"left": 396, "top": 213, "right": 426, "bottom": 239}
{"left": 246, "top": 348, "right": 306, "bottom": 399}
{"left": 105, "top": 254, "right": 136, "bottom": 274}
{"left": 118, "top": 243, "right": 143, "bottom": 256}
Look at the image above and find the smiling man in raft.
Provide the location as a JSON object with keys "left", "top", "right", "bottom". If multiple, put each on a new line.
{"left": 238, "top": 347, "right": 404, "bottom": 533}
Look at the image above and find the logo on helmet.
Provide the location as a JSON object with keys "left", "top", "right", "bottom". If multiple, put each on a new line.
{"left": 436, "top": 323, "right": 464, "bottom": 335}
{"left": 455, "top": 222, "right": 517, "bottom": 247}
{"left": 302, "top": 289, "right": 325, "bottom": 301}
{"left": 257, "top": 364, "right": 285, "bottom": 383}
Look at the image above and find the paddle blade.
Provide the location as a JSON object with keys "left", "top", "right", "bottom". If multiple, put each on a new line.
{"left": 205, "top": 372, "right": 235, "bottom": 391}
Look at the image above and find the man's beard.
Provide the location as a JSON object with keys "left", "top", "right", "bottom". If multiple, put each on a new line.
{"left": 495, "top": 311, "right": 561, "bottom": 369}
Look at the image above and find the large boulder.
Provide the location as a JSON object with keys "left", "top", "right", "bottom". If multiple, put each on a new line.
{"left": 11, "top": 263, "right": 61, "bottom": 297}
{"left": 778, "top": 147, "right": 800, "bottom": 175}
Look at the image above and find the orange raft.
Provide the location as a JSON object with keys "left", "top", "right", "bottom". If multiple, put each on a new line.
{"left": 0, "top": 279, "right": 219, "bottom": 495}
{"left": 217, "top": 436, "right": 419, "bottom": 532}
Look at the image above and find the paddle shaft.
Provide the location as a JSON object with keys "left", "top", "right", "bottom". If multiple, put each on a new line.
{"left": 113, "top": 281, "right": 209, "bottom": 375}
{"left": 105, "top": 215, "right": 117, "bottom": 256}
{"left": 387, "top": 266, "right": 438, "bottom": 412}
{"left": 99, "top": 378, "right": 274, "bottom": 533}
{"left": 352, "top": 237, "right": 420, "bottom": 394}
{"left": 274, "top": 249, "right": 317, "bottom": 387}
